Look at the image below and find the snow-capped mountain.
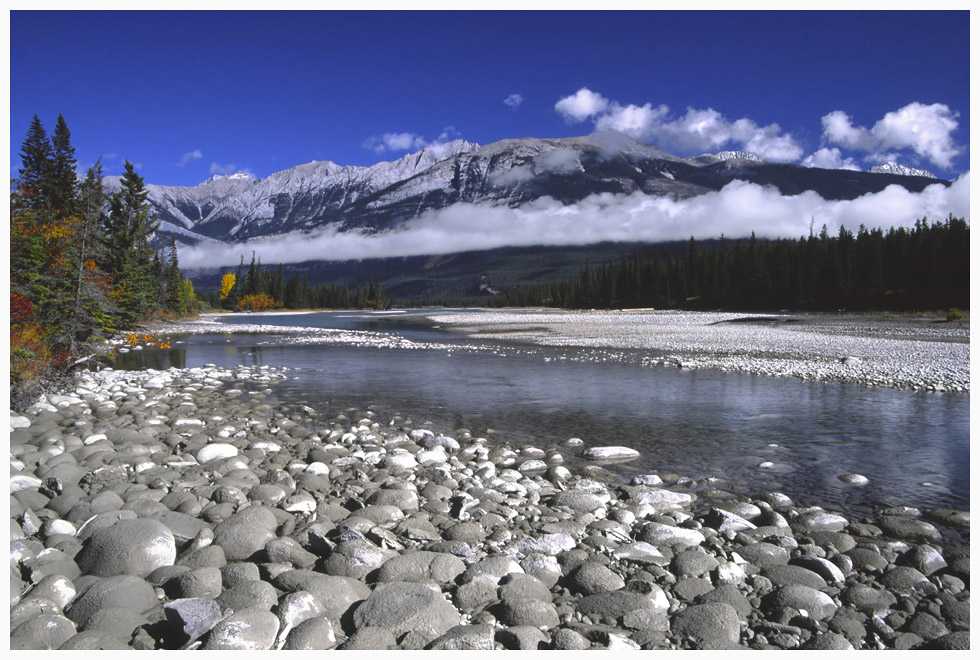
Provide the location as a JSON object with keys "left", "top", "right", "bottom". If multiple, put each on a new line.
{"left": 869, "top": 162, "right": 937, "bottom": 179}
{"left": 105, "top": 133, "right": 947, "bottom": 246}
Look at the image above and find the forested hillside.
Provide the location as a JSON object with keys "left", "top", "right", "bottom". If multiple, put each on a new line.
{"left": 491, "top": 218, "right": 970, "bottom": 312}
{"left": 10, "top": 114, "right": 198, "bottom": 405}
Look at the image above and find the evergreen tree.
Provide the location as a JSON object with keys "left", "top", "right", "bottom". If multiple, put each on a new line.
{"left": 100, "top": 161, "right": 160, "bottom": 325}
{"left": 17, "top": 114, "right": 53, "bottom": 210}
{"left": 50, "top": 114, "right": 78, "bottom": 217}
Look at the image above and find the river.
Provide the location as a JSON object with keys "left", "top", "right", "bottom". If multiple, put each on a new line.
{"left": 114, "top": 310, "right": 970, "bottom": 518}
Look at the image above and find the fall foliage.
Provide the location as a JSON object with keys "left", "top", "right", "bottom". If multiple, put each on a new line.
{"left": 9, "top": 114, "right": 199, "bottom": 406}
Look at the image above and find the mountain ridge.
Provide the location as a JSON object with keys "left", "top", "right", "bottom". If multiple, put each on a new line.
{"left": 102, "top": 133, "right": 950, "bottom": 247}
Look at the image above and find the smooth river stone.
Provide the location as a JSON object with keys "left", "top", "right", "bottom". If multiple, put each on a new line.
{"left": 195, "top": 443, "right": 239, "bottom": 464}
{"left": 75, "top": 518, "right": 176, "bottom": 578}
{"left": 580, "top": 446, "right": 640, "bottom": 460}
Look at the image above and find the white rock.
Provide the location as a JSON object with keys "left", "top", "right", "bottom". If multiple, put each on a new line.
{"left": 10, "top": 474, "right": 43, "bottom": 493}
{"left": 580, "top": 446, "right": 640, "bottom": 460}
{"left": 195, "top": 443, "right": 239, "bottom": 463}
{"left": 9, "top": 415, "right": 31, "bottom": 430}
{"left": 837, "top": 473, "right": 869, "bottom": 486}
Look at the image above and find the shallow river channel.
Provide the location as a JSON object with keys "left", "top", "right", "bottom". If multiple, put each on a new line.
{"left": 115, "top": 310, "right": 970, "bottom": 518}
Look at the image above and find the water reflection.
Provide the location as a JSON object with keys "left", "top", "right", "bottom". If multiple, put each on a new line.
{"left": 113, "top": 327, "right": 969, "bottom": 515}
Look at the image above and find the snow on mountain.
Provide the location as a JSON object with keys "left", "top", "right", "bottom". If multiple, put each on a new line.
{"left": 104, "top": 134, "right": 948, "bottom": 247}
{"left": 688, "top": 150, "right": 765, "bottom": 166}
{"left": 869, "top": 162, "right": 937, "bottom": 179}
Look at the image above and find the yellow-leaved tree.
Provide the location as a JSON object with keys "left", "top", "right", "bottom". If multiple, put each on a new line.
{"left": 219, "top": 273, "right": 236, "bottom": 301}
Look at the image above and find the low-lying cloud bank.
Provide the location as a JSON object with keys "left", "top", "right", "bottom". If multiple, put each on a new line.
{"left": 179, "top": 173, "right": 969, "bottom": 270}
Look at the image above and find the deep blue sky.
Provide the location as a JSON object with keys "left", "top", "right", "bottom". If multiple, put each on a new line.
{"left": 10, "top": 10, "right": 971, "bottom": 187}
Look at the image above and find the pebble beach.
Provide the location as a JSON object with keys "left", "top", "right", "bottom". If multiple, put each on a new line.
{"left": 9, "top": 310, "right": 970, "bottom": 650}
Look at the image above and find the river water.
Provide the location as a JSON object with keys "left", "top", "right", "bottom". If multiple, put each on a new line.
{"left": 115, "top": 310, "right": 970, "bottom": 517}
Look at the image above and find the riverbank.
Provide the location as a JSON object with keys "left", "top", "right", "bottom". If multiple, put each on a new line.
{"left": 425, "top": 310, "right": 970, "bottom": 392}
{"left": 9, "top": 364, "right": 970, "bottom": 650}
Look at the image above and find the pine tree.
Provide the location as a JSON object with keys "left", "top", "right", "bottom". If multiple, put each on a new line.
{"left": 17, "top": 114, "right": 53, "bottom": 210}
{"left": 101, "top": 161, "right": 160, "bottom": 325}
{"left": 50, "top": 114, "right": 78, "bottom": 218}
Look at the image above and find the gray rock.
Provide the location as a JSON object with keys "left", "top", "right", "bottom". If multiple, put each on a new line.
{"left": 264, "top": 536, "right": 318, "bottom": 569}
{"left": 695, "top": 583, "right": 753, "bottom": 618}
{"left": 762, "top": 564, "right": 827, "bottom": 590}
{"left": 425, "top": 624, "right": 496, "bottom": 650}
{"left": 80, "top": 604, "right": 149, "bottom": 639}
{"left": 576, "top": 591, "right": 657, "bottom": 624}
{"left": 790, "top": 556, "right": 846, "bottom": 583}
{"left": 460, "top": 555, "right": 524, "bottom": 584}
{"left": 377, "top": 550, "right": 465, "bottom": 585}
{"left": 550, "top": 627, "right": 592, "bottom": 649}
{"left": 352, "top": 581, "right": 461, "bottom": 642}
{"left": 921, "top": 631, "right": 971, "bottom": 650}
{"left": 880, "top": 566, "right": 934, "bottom": 596}
{"left": 637, "top": 522, "right": 705, "bottom": 550}
{"left": 57, "top": 630, "right": 131, "bottom": 649}
{"left": 454, "top": 576, "right": 499, "bottom": 612}
{"left": 66, "top": 574, "right": 160, "bottom": 628}
{"left": 671, "top": 602, "right": 742, "bottom": 645}
{"left": 11, "top": 614, "right": 78, "bottom": 649}
{"left": 792, "top": 509, "right": 849, "bottom": 533}
{"left": 164, "top": 597, "right": 224, "bottom": 646}
{"left": 272, "top": 591, "right": 326, "bottom": 649}
{"left": 366, "top": 487, "right": 419, "bottom": 511}
{"left": 215, "top": 579, "right": 278, "bottom": 613}
{"left": 551, "top": 490, "right": 607, "bottom": 513}
{"left": 321, "top": 539, "right": 397, "bottom": 579}
{"left": 338, "top": 625, "right": 399, "bottom": 649}
{"left": 673, "top": 577, "right": 714, "bottom": 601}
{"left": 846, "top": 546, "right": 889, "bottom": 572}
{"left": 168, "top": 566, "right": 223, "bottom": 599}
{"left": 495, "top": 625, "right": 549, "bottom": 650}
{"left": 272, "top": 569, "right": 372, "bottom": 621}
{"left": 840, "top": 584, "right": 897, "bottom": 613}
{"left": 498, "top": 573, "right": 553, "bottom": 602}
{"left": 878, "top": 516, "right": 942, "bottom": 543}
{"left": 905, "top": 611, "right": 950, "bottom": 641}
{"left": 75, "top": 518, "right": 176, "bottom": 578}
{"left": 672, "top": 549, "right": 720, "bottom": 578}
{"left": 736, "top": 542, "right": 790, "bottom": 567}
{"left": 800, "top": 631, "right": 854, "bottom": 650}
{"left": 764, "top": 585, "right": 838, "bottom": 621}
{"left": 901, "top": 544, "right": 947, "bottom": 576}
{"left": 282, "top": 617, "right": 337, "bottom": 650}
{"left": 211, "top": 505, "right": 278, "bottom": 561}
{"left": 566, "top": 561, "right": 626, "bottom": 595}
{"left": 203, "top": 607, "right": 280, "bottom": 650}
{"left": 496, "top": 596, "right": 560, "bottom": 629}
{"left": 519, "top": 552, "right": 562, "bottom": 588}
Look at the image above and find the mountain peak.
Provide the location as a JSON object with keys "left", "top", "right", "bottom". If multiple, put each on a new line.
{"left": 200, "top": 171, "right": 257, "bottom": 186}
{"left": 869, "top": 162, "right": 937, "bottom": 179}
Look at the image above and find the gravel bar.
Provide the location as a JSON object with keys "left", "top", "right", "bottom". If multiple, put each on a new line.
{"left": 426, "top": 310, "right": 970, "bottom": 392}
{"left": 9, "top": 364, "right": 970, "bottom": 650}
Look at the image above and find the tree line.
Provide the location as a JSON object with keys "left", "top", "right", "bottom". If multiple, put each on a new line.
{"left": 10, "top": 114, "right": 198, "bottom": 405}
{"left": 487, "top": 217, "right": 970, "bottom": 312}
{"left": 199, "top": 252, "right": 392, "bottom": 311}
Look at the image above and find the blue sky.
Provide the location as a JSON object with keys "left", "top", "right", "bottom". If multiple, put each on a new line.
{"left": 10, "top": 9, "right": 972, "bottom": 188}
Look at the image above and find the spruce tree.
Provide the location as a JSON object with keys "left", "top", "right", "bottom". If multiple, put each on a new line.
{"left": 50, "top": 114, "right": 78, "bottom": 217}
{"left": 17, "top": 114, "right": 53, "bottom": 210}
{"left": 101, "top": 161, "right": 160, "bottom": 325}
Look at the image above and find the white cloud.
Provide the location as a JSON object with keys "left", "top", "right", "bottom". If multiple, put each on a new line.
{"left": 504, "top": 93, "right": 523, "bottom": 109}
{"left": 363, "top": 127, "right": 464, "bottom": 156}
{"left": 210, "top": 162, "right": 238, "bottom": 175}
{"left": 179, "top": 172, "right": 969, "bottom": 270}
{"left": 178, "top": 149, "right": 203, "bottom": 166}
{"left": 555, "top": 87, "right": 611, "bottom": 122}
{"left": 821, "top": 103, "right": 961, "bottom": 169}
{"left": 556, "top": 87, "right": 803, "bottom": 162}
{"left": 801, "top": 147, "right": 861, "bottom": 171}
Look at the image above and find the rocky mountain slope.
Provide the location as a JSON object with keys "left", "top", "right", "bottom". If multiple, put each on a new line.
{"left": 105, "top": 133, "right": 948, "bottom": 246}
